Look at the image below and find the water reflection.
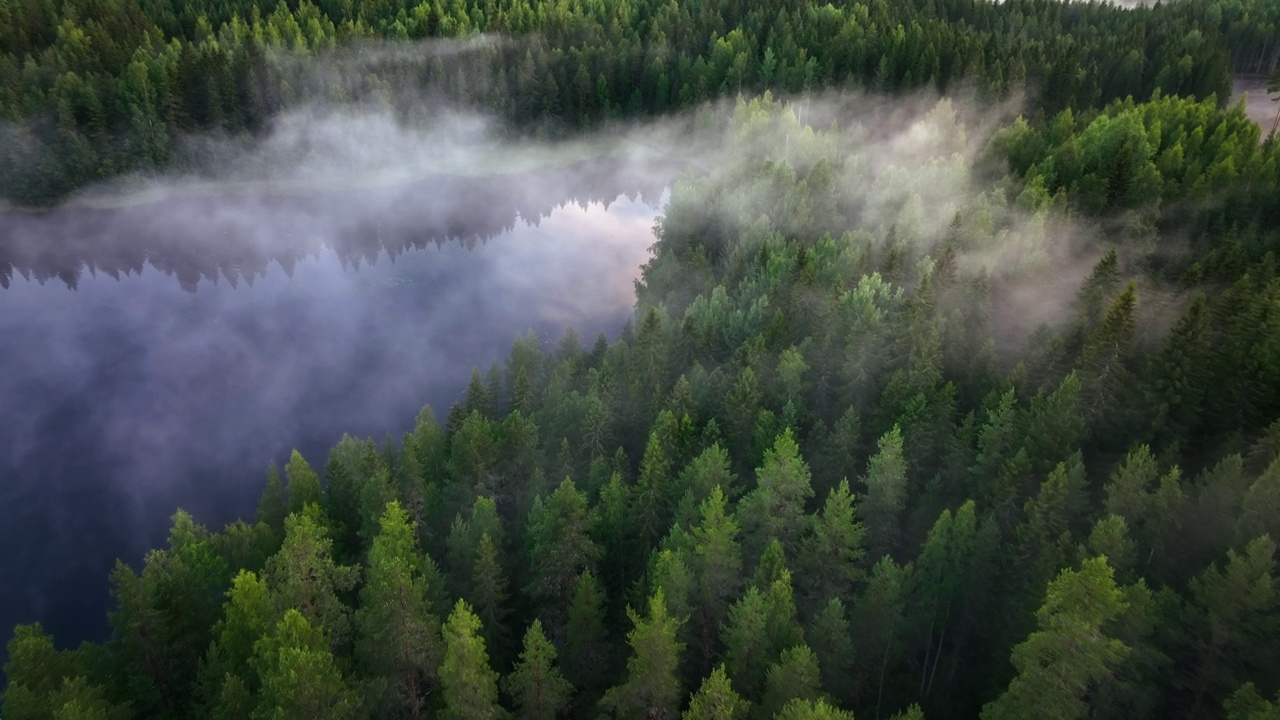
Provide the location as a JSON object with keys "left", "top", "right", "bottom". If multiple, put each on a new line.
{"left": 0, "top": 157, "right": 672, "bottom": 651}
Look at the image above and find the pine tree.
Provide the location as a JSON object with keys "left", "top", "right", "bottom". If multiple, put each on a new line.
{"left": 469, "top": 533, "right": 512, "bottom": 666}
{"left": 1224, "top": 683, "right": 1280, "bottom": 720}
{"left": 721, "top": 586, "right": 772, "bottom": 700}
{"left": 635, "top": 427, "right": 676, "bottom": 548}
{"left": 863, "top": 426, "right": 908, "bottom": 557}
{"left": 2, "top": 624, "right": 81, "bottom": 720}
{"left": 773, "top": 699, "right": 855, "bottom": 720}
{"left": 1186, "top": 536, "right": 1279, "bottom": 719}
{"left": 683, "top": 665, "right": 750, "bottom": 720}
{"left": 257, "top": 464, "right": 288, "bottom": 534}
{"left": 806, "top": 598, "right": 854, "bottom": 704}
{"left": 738, "top": 429, "right": 815, "bottom": 563}
{"left": 761, "top": 645, "right": 823, "bottom": 718}
{"left": 1079, "top": 284, "right": 1138, "bottom": 436}
{"left": 251, "top": 610, "right": 358, "bottom": 720}
{"left": 525, "top": 478, "right": 601, "bottom": 634}
{"left": 563, "top": 570, "right": 610, "bottom": 698}
{"left": 264, "top": 506, "right": 358, "bottom": 654}
{"left": 800, "top": 479, "right": 865, "bottom": 608}
{"left": 501, "top": 620, "right": 571, "bottom": 720}
{"left": 600, "top": 590, "right": 685, "bottom": 720}
{"left": 355, "top": 501, "right": 441, "bottom": 719}
{"left": 284, "top": 450, "right": 322, "bottom": 514}
{"left": 440, "top": 600, "right": 506, "bottom": 720}
{"left": 980, "top": 558, "right": 1130, "bottom": 720}
{"left": 198, "top": 571, "right": 274, "bottom": 709}
{"left": 1237, "top": 458, "right": 1280, "bottom": 546}
{"left": 849, "top": 556, "right": 909, "bottom": 711}
{"left": 690, "top": 486, "right": 744, "bottom": 672}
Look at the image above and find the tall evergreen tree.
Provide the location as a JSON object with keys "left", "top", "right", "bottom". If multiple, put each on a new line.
{"left": 563, "top": 570, "right": 610, "bottom": 699}
{"left": 601, "top": 590, "right": 686, "bottom": 720}
{"left": 525, "top": 478, "right": 601, "bottom": 635}
{"left": 285, "top": 450, "right": 323, "bottom": 515}
{"left": 863, "top": 426, "right": 908, "bottom": 558}
{"left": 440, "top": 600, "right": 506, "bottom": 720}
{"left": 251, "top": 610, "right": 358, "bottom": 720}
{"left": 980, "top": 558, "right": 1130, "bottom": 720}
{"left": 355, "top": 501, "right": 442, "bottom": 720}
{"left": 683, "top": 665, "right": 750, "bottom": 720}
{"left": 737, "top": 429, "right": 815, "bottom": 564}
{"left": 502, "top": 620, "right": 571, "bottom": 720}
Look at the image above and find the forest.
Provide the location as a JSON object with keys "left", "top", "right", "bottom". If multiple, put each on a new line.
{"left": 5, "top": 0, "right": 1280, "bottom": 716}
{"left": 2, "top": 0, "right": 1280, "bottom": 202}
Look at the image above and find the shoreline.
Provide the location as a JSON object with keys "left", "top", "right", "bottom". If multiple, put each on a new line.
{"left": 0, "top": 137, "right": 631, "bottom": 214}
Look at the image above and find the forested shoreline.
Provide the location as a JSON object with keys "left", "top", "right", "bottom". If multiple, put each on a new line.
{"left": 2, "top": 0, "right": 1280, "bottom": 203}
{"left": 6, "top": 0, "right": 1280, "bottom": 716}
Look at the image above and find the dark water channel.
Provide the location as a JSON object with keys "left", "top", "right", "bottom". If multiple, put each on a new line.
{"left": 0, "top": 156, "right": 673, "bottom": 651}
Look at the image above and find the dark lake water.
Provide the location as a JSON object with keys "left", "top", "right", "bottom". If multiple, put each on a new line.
{"left": 0, "top": 156, "right": 673, "bottom": 652}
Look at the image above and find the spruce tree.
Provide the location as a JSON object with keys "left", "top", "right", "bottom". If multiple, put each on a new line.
{"left": 355, "top": 501, "right": 441, "bottom": 719}
{"left": 601, "top": 590, "right": 685, "bottom": 720}
{"left": 501, "top": 620, "right": 571, "bottom": 720}
{"left": 440, "top": 600, "right": 506, "bottom": 720}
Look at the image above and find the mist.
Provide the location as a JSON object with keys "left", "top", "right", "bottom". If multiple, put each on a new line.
{"left": 0, "top": 70, "right": 1161, "bottom": 656}
{"left": 0, "top": 95, "right": 686, "bottom": 649}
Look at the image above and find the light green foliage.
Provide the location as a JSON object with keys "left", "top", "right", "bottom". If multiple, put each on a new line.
{"left": 862, "top": 426, "right": 907, "bottom": 556}
{"left": 46, "top": 676, "right": 130, "bottom": 720}
{"left": 801, "top": 479, "right": 865, "bottom": 607}
{"left": 263, "top": 506, "right": 358, "bottom": 653}
{"left": 1226, "top": 683, "right": 1280, "bottom": 720}
{"left": 440, "top": 600, "right": 506, "bottom": 720}
{"left": 777, "top": 347, "right": 808, "bottom": 403}
{"left": 502, "top": 620, "right": 572, "bottom": 720}
{"left": 199, "top": 570, "right": 274, "bottom": 705}
{"left": 251, "top": 610, "right": 358, "bottom": 720}
{"left": 355, "top": 501, "right": 442, "bottom": 718}
{"left": 760, "top": 645, "right": 822, "bottom": 718}
{"left": 601, "top": 590, "right": 686, "bottom": 719}
{"left": 738, "top": 429, "right": 815, "bottom": 562}
{"left": 690, "top": 486, "right": 744, "bottom": 669}
{"left": 684, "top": 665, "right": 751, "bottom": 720}
{"left": 980, "top": 558, "right": 1130, "bottom": 720}
{"left": 285, "top": 450, "right": 322, "bottom": 514}
{"left": 772, "top": 699, "right": 855, "bottom": 720}
{"left": 2, "top": 624, "right": 93, "bottom": 720}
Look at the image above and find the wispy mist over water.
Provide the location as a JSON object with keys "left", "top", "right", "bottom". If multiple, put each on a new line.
{"left": 0, "top": 187, "right": 664, "bottom": 648}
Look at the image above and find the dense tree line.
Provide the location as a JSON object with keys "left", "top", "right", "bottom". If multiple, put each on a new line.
{"left": 6, "top": 88, "right": 1280, "bottom": 718}
{"left": 3, "top": 0, "right": 1280, "bottom": 203}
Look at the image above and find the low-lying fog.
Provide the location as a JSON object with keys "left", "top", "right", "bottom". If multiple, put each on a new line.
{"left": 0, "top": 158, "right": 671, "bottom": 648}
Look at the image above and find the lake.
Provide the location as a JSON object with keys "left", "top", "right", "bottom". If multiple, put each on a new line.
{"left": 0, "top": 155, "right": 674, "bottom": 653}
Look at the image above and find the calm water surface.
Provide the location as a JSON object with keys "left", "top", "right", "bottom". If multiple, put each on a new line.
{"left": 0, "top": 159, "right": 671, "bottom": 649}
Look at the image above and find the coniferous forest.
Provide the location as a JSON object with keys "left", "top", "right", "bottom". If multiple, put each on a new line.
{"left": 6, "top": 0, "right": 1280, "bottom": 717}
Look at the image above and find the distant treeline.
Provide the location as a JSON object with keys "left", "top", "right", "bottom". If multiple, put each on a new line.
{"left": 2, "top": 0, "right": 1279, "bottom": 203}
